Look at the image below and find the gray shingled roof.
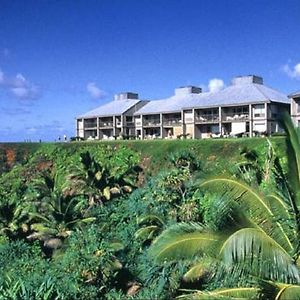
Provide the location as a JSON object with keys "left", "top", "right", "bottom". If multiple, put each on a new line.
{"left": 135, "top": 83, "right": 289, "bottom": 115}
{"left": 78, "top": 99, "right": 141, "bottom": 118}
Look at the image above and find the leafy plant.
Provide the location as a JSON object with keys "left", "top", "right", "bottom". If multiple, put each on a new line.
{"left": 149, "top": 115, "right": 300, "bottom": 298}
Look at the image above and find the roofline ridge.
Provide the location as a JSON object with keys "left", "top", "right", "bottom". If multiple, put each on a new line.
{"left": 252, "top": 83, "right": 269, "bottom": 101}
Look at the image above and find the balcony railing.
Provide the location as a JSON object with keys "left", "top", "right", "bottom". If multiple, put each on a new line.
{"left": 162, "top": 119, "right": 181, "bottom": 126}
{"left": 195, "top": 115, "right": 219, "bottom": 123}
{"left": 84, "top": 122, "right": 97, "bottom": 128}
{"left": 143, "top": 120, "right": 161, "bottom": 126}
{"left": 116, "top": 120, "right": 122, "bottom": 126}
{"left": 99, "top": 122, "right": 113, "bottom": 127}
{"left": 223, "top": 113, "right": 249, "bottom": 121}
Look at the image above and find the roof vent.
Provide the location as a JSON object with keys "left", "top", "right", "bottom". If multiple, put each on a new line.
{"left": 231, "top": 75, "right": 263, "bottom": 86}
{"left": 114, "top": 92, "right": 139, "bottom": 101}
{"left": 175, "top": 86, "right": 202, "bottom": 96}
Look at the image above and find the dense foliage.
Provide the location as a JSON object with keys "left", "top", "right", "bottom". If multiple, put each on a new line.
{"left": 0, "top": 119, "right": 300, "bottom": 299}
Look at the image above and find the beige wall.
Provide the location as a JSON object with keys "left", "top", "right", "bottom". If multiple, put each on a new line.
{"left": 185, "top": 124, "right": 194, "bottom": 138}
{"left": 291, "top": 97, "right": 300, "bottom": 126}
{"left": 174, "top": 125, "right": 183, "bottom": 137}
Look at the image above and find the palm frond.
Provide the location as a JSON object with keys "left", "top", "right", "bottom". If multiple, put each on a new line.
{"left": 220, "top": 227, "right": 300, "bottom": 283}
{"left": 275, "top": 284, "right": 300, "bottom": 300}
{"left": 135, "top": 225, "right": 160, "bottom": 240}
{"left": 149, "top": 223, "right": 222, "bottom": 262}
{"left": 183, "top": 259, "right": 213, "bottom": 282}
{"left": 200, "top": 177, "right": 294, "bottom": 253}
{"left": 137, "top": 214, "right": 164, "bottom": 226}
{"left": 267, "top": 194, "right": 297, "bottom": 250}
{"left": 282, "top": 113, "right": 300, "bottom": 210}
{"left": 178, "top": 287, "right": 260, "bottom": 299}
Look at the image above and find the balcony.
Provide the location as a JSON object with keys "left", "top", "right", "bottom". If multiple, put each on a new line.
{"left": 222, "top": 113, "right": 249, "bottom": 121}
{"left": 143, "top": 120, "right": 161, "bottom": 126}
{"left": 195, "top": 114, "right": 219, "bottom": 123}
{"left": 126, "top": 121, "right": 135, "bottom": 126}
{"left": 84, "top": 121, "right": 97, "bottom": 129}
{"left": 163, "top": 119, "right": 181, "bottom": 126}
{"left": 99, "top": 122, "right": 113, "bottom": 127}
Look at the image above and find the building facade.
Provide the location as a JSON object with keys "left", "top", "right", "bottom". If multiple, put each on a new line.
{"left": 76, "top": 75, "right": 291, "bottom": 140}
{"left": 76, "top": 92, "right": 148, "bottom": 140}
{"left": 289, "top": 91, "right": 300, "bottom": 127}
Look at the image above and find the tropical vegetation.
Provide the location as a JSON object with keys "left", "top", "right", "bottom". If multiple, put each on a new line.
{"left": 0, "top": 116, "right": 300, "bottom": 299}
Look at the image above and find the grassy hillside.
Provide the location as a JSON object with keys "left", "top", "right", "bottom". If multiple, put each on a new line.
{"left": 0, "top": 137, "right": 286, "bottom": 175}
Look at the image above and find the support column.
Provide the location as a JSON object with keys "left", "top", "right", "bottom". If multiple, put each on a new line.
{"left": 97, "top": 117, "right": 100, "bottom": 140}
{"left": 264, "top": 102, "right": 269, "bottom": 135}
{"left": 160, "top": 113, "right": 163, "bottom": 138}
{"left": 181, "top": 110, "right": 185, "bottom": 137}
{"left": 219, "top": 107, "right": 222, "bottom": 136}
{"left": 141, "top": 115, "right": 144, "bottom": 140}
{"left": 120, "top": 115, "right": 124, "bottom": 137}
{"left": 191, "top": 109, "right": 195, "bottom": 139}
{"left": 249, "top": 104, "right": 253, "bottom": 137}
{"left": 82, "top": 118, "right": 86, "bottom": 139}
{"left": 113, "top": 116, "right": 116, "bottom": 138}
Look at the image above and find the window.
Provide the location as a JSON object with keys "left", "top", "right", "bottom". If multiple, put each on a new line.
{"left": 253, "top": 104, "right": 265, "bottom": 118}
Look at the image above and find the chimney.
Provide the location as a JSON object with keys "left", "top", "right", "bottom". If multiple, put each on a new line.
{"left": 175, "top": 86, "right": 202, "bottom": 96}
{"left": 114, "top": 92, "right": 139, "bottom": 101}
{"left": 231, "top": 75, "right": 263, "bottom": 85}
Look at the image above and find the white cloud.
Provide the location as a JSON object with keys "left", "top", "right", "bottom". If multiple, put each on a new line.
{"left": 0, "top": 69, "right": 40, "bottom": 101}
{"left": 208, "top": 78, "right": 225, "bottom": 93}
{"left": 87, "top": 82, "right": 105, "bottom": 99}
{"left": 282, "top": 62, "right": 300, "bottom": 80}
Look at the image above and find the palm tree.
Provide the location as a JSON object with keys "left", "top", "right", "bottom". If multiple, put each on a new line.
{"left": 62, "top": 151, "right": 134, "bottom": 206}
{"left": 149, "top": 114, "right": 300, "bottom": 299}
{"left": 24, "top": 172, "right": 95, "bottom": 252}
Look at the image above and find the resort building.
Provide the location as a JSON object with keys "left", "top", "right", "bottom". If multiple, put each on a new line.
{"left": 289, "top": 90, "right": 300, "bottom": 126}
{"left": 76, "top": 75, "right": 291, "bottom": 140}
{"left": 76, "top": 92, "right": 148, "bottom": 140}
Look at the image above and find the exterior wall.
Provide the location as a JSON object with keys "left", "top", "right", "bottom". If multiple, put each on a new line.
{"left": 77, "top": 119, "right": 84, "bottom": 138}
{"left": 291, "top": 96, "right": 300, "bottom": 126}
{"left": 77, "top": 101, "right": 290, "bottom": 140}
{"left": 185, "top": 124, "right": 194, "bottom": 138}
{"left": 77, "top": 100, "right": 148, "bottom": 140}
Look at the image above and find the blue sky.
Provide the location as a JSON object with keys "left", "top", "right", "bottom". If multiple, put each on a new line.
{"left": 0, "top": 0, "right": 300, "bottom": 142}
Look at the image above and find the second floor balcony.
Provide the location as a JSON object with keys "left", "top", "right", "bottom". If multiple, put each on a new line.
{"left": 99, "top": 118, "right": 113, "bottom": 127}
{"left": 84, "top": 119, "right": 97, "bottom": 128}
{"left": 162, "top": 113, "right": 181, "bottom": 126}
{"left": 195, "top": 114, "right": 219, "bottom": 123}
{"left": 162, "top": 118, "right": 181, "bottom": 126}
{"left": 222, "top": 112, "right": 249, "bottom": 121}
{"left": 143, "top": 119, "right": 161, "bottom": 126}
